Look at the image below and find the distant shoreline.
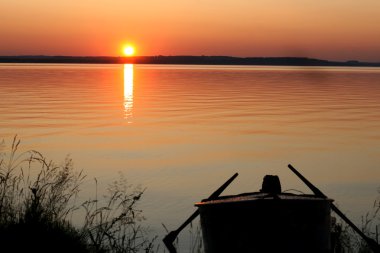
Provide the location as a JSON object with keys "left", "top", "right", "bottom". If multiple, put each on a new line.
{"left": 1, "top": 55, "right": 380, "bottom": 67}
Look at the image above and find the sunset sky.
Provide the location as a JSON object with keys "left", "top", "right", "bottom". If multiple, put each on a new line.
{"left": 1, "top": 0, "right": 380, "bottom": 61}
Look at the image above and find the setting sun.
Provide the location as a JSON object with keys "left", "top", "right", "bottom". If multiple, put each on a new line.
{"left": 123, "top": 45, "right": 135, "bottom": 56}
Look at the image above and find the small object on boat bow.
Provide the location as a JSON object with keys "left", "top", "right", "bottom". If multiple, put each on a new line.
{"left": 260, "top": 174, "right": 281, "bottom": 194}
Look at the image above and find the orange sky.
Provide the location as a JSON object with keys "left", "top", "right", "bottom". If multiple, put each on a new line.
{"left": 1, "top": 0, "right": 380, "bottom": 61}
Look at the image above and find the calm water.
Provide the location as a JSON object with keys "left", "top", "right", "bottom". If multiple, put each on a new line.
{"left": 1, "top": 64, "right": 380, "bottom": 247}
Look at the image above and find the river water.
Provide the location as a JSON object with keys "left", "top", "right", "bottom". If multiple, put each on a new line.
{"left": 1, "top": 64, "right": 379, "bottom": 250}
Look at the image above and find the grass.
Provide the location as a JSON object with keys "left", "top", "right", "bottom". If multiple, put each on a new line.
{"left": 330, "top": 192, "right": 379, "bottom": 253}
{"left": 0, "top": 136, "right": 156, "bottom": 253}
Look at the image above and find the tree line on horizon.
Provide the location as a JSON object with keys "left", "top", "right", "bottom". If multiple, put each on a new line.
{"left": 1, "top": 55, "right": 379, "bottom": 66}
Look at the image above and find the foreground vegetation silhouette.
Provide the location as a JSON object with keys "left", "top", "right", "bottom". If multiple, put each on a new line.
{"left": 0, "top": 137, "right": 156, "bottom": 253}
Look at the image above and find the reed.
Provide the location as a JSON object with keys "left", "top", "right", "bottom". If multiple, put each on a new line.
{"left": 0, "top": 136, "right": 156, "bottom": 253}
{"left": 81, "top": 175, "right": 157, "bottom": 253}
{"left": 332, "top": 193, "right": 380, "bottom": 253}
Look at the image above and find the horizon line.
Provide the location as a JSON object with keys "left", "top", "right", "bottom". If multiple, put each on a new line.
{"left": 1, "top": 55, "right": 379, "bottom": 66}
{"left": 1, "top": 54, "right": 379, "bottom": 62}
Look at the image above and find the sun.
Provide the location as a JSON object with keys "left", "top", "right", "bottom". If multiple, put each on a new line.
{"left": 123, "top": 45, "right": 135, "bottom": 56}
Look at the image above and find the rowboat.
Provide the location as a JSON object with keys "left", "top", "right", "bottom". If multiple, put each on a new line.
{"left": 196, "top": 190, "right": 332, "bottom": 253}
{"left": 164, "top": 167, "right": 380, "bottom": 253}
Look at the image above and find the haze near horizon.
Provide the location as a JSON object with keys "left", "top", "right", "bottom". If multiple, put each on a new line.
{"left": 1, "top": 0, "right": 380, "bottom": 62}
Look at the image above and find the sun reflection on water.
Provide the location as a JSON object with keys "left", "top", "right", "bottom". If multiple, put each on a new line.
{"left": 123, "top": 64, "right": 134, "bottom": 122}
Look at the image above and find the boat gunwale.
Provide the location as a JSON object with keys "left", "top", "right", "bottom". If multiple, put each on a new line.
{"left": 195, "top": 192, "right": 334, "bottom": 206}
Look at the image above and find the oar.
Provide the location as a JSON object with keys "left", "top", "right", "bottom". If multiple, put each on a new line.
{"left": 163, "top": 172, "right": 239, "bottom": 253}
{"left": 288, "top": 164, "right": 380, "bottom": 253}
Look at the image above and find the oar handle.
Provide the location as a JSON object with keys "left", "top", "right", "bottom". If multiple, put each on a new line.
{"left": 163, "top": 172, "right": 239, "bottom": 253}
{"left": 207, "top": 172, "right": 239, "bottom": 200}
{"left": 288, "top": 164, "right": 380, "bottom": 253}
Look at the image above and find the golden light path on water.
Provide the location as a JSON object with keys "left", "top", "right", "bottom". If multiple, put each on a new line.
{"left": 123, "top": 64, "right": 134, "bottom": 122}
